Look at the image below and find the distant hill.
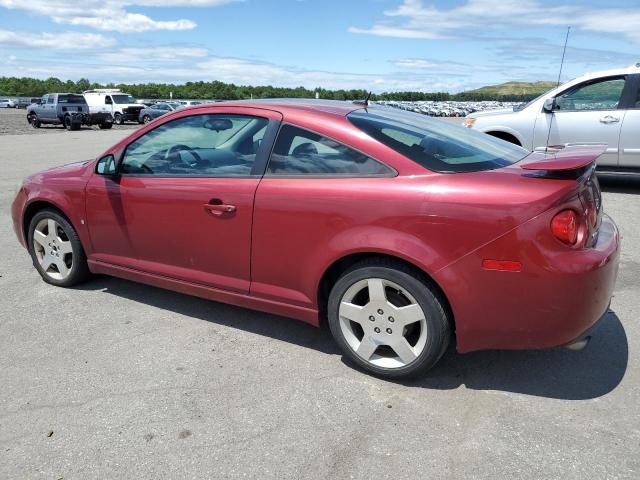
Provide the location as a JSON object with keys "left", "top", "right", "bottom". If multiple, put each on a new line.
{"left": 463, "top": 81, "right": 557, "bottom": 97}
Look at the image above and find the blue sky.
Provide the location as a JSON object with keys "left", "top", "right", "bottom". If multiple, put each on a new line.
{"left": 0, "top": 0, "right": 638, "bottom": 92}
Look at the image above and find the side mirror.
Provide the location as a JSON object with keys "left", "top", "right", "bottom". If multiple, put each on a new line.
{"left": 95, "top": 154, "right": 118, "bottom": 176}
{"left": 543, "top": 97, "right": 555, "bottom": 113}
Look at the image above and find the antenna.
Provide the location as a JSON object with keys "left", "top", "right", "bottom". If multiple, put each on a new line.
{"left": 545, "top": 26, "right": 571, "bottom": 152}
{"left": 353, "top": 91, "right": 372, "bottom": 107}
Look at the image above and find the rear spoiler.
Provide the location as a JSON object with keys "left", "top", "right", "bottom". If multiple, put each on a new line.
{"left": 520, "top": 144, "right": 606, "bottom": 179}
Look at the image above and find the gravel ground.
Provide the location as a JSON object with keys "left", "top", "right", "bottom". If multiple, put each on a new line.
{"left": 0, "top": 108, "right": 140, "bottom": 135}
{"left": 0, "top": 126, "right": 639, "bottom": 479}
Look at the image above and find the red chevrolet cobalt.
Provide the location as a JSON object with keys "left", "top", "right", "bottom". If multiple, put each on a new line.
{"left": 12, "top": 100, "right": 620, "bottom": 378}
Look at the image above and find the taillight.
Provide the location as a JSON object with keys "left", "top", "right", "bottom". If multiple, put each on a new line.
{"left": 551, "top": 209, "right": 578, "bottom": 245}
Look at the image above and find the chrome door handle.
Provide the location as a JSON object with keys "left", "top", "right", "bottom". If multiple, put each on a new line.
{"left": 203, "top": 202, "right": 236, "bottom": 216}
{"left": 600, "top": 115, "right": 620, "bottom": 124}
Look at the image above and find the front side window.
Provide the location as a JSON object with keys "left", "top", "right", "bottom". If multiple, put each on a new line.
{"left": 348, "top": 108, "right": 528, "bottom": 173}
{"left": 105, "top": 96, "right": 113, "bottom": 105}
{"left": 47, "top": 96, "right": 54, "bottom": 104}
{"left": 555, "top": 77, "right": 625, "bottom": 111}
{"left": 112, "top": 94, "right": 136, "bottom": 104}
{"left": 266, "top": 125, "right": 393, "bottom": 176}
{"left": 120, "top": 114, "right": 269, "bottom": 177}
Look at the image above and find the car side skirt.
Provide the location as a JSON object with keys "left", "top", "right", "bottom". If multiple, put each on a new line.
{"left": 88, "top": 260, "right": 320, "bottom": 326}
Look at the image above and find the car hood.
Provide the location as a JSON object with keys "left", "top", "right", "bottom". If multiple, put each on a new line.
{"left": 29, "top": 159, "right": 93, "bottom": 182}
{"left": 470, "top": 108, "right": 515, "bottom": 118}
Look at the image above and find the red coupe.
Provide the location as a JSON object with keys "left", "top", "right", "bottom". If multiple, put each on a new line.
{"left": 11, "top": 100, "right": 620, "bottom": 378}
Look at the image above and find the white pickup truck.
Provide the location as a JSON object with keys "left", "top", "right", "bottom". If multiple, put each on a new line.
{"left": 464, "top": 64, "right": 640, "bottom": 174}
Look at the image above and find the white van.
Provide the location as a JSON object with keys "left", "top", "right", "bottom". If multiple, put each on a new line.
{"left": 83, "top": 89, "right": 144, "bottom": 125}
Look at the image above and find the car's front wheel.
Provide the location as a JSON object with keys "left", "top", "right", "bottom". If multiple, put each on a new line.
{"left": 113, "top": 113, "right": 123, "bottom": 125}
{"left": 27, "top": 209, "right": 91, "bottom": 287}
{"left": 28, "top": 113, "right": 40, "bottom": 128}
{"left": 328, "top": 259, "right": 451, "bottom": 379}
{"left": 142, "top": 115, "right": 152, "bottom": 124}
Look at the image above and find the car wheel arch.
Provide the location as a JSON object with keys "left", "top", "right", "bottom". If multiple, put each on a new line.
{"left": 316, "top": 252, "right": 455, "bottom": 334}
{"left": 23, "top": 200, "right": 78, "bottom": 247}
{"left": 486, "top": 130, "right": 522, "bottom": 146}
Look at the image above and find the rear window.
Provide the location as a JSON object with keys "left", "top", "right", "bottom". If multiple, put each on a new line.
{"left": 58, "top": 94, "right": 87, "bottom": 104}
{"left": 348, "top": 108, "right": 528, "bottom": 173}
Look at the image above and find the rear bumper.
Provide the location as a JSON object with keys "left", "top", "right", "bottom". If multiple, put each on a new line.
{"left": 435, "top": 214, "right": 620, "bottom": 353}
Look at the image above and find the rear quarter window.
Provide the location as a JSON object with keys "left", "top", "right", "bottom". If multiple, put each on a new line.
{"left": 348, "top": 109, "right": 528, "bottom": 173}
{"left": 266, "top": 124, "right": 394, "bottom": 176}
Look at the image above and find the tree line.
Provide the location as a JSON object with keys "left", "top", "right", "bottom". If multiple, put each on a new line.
{"left": 0, "top": 76, "right": 541, "bottom": 103}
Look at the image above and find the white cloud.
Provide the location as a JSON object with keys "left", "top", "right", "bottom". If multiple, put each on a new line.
{"left": 0, "top": 29, "right": 116, "bottom": 49}
{"left": 0, "top": 52, "right": 474, "bottom": 92}
{"left": 0, "top": 0, "right": 237, "bottom": 32}
{"left": 99, "top": 46, "right": 208, "bottom": 62}
{"left": 350, "top": 0, "right": 640, "bottom": 44}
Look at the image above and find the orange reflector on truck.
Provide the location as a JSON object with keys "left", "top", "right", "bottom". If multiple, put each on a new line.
{"left": 482, "top": 259, "right": 522, "bottom": 272}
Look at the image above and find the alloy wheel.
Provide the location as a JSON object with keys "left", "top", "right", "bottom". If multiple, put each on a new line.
{"left": 338, "top": 278, "right": 428, "bottom": 368}
{"left": 32, "top": 218, "right": 74, "bottom": 280}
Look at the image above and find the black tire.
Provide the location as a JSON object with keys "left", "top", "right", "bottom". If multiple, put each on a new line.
{"left": 28, "top": 113, "right": 40, "bottom": 128}
{"left": 142, "top": 115, "right": 151, "bottom": 124}
{"left": 27, "top": 209, "right": 91, "bottom": 288}
{"left": 99, "top": 122, "right": 113, "bottom": 130}
{"left": 327, "top": 258, "right": 451, "bottom": 379}
{"left": 63, "top": 115, "right": 74, "bottom": 131}
{"left": 114, "top": 113, "right": 123, "bottom": 125}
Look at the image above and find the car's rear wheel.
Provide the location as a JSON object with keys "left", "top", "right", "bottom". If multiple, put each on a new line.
{"left": 28, "top": 113, "right": 40, "bottom": 128}
{"left": 99, "top": 122, "right": 112, "bottom": 129}
{"left": 328, "top": 259, "right": 451, "bottom": 378}
{"left": 27, "top": 209, "right": 91, "bottom": 287}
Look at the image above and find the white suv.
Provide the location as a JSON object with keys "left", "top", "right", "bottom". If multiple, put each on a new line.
{"left": 464, "top": 64, "right": 640, "bottom": 173}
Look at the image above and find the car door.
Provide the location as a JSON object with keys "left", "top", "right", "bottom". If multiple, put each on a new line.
{"left": 104, "top": 95, "right": 115, "bottom": 116}
{"left": 251, "top": 124, "right": 396, "bottom": 307}
{"left": 532, "top": 75, "right": 627, "bottom": 166}
{"left": 45, "top": 94, "right": 57, "bottom": 121}
{"left": 34, "top": 96, "right": 46, "bottom": 118}
{"left": 618, "top": 74, "right": 640, "bottom": 169}
{"left": 36, "top": 95, "right": 49, "bottom": 120}
{"left": 85, "top": 108, "right": 281, "bottom": 293}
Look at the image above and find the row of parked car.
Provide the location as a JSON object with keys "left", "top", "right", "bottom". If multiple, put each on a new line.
{"left": 21, "top": 89, "right": 210, "bottom": 130}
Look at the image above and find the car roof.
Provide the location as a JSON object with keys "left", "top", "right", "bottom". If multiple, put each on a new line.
{"left": 189, "top": 98, "right": 363, "bottom": 117}
{"left": 571, "top": 63, "right": 640, "bottom": 83}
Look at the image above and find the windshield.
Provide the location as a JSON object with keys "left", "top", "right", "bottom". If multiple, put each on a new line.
{"left": 513, "top": 91, "right": 548, "bottom": 111}
{"left": 348, "top": 107, "right": 528, "bottom": 173}
{"left": 112, "top": 94, "right": 137, "bottom": 104}
{"left": 58, "top": 94, "right": 87, "bottom": 104}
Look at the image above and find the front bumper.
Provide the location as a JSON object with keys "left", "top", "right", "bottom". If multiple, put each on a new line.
{"left": 11, "top": 187, "right": 28, "bottom": 248}
{"left": 435, "top": 214, "right": 620, "bottom": 353}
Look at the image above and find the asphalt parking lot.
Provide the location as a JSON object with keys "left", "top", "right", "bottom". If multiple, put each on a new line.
{"left": 1, "top": 110, "right": 639, "bottom": 479}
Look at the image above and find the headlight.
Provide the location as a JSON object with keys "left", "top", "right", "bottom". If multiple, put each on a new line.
{"left": 463, "top": 117, "right": 476, "bottom": 128}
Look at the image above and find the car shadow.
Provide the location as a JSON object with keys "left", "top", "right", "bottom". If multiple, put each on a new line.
{"left": 399, "top": 310, "right": 627, "bottom": 400}
{"left": 79, "top": 276, "right": 628, "bottom": 401}
{"left": 599, "top": 176, "right": 640, "bottom": 194}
